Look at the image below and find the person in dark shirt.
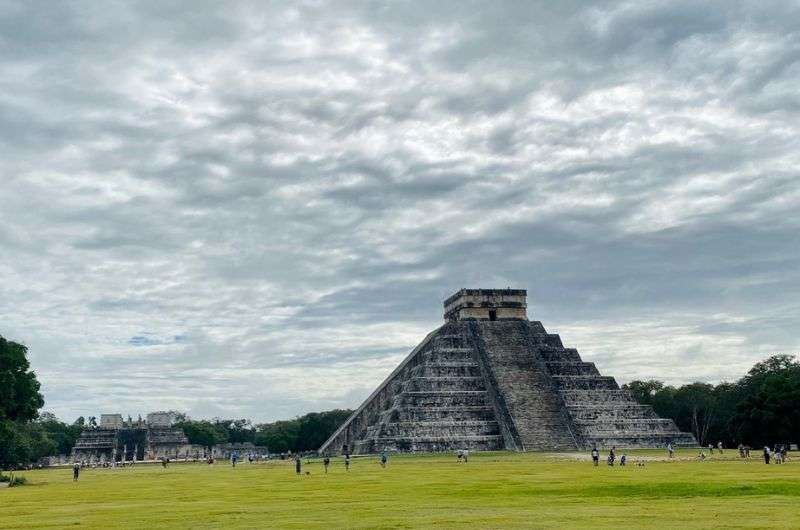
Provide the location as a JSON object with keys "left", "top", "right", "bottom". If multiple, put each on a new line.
{"left": 591, "top": 446, "right": 599, "bottom": 466}
{"left": 72, "top": 463, "right": 80, "bottom": 482}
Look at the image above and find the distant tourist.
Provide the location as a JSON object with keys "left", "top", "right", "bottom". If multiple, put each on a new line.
{"left": 667, "top": 443, "right": 674, "bottom": 459}
{"left": 295, "top": 455, "right": 302, "bottom": 475}
{"left": 344, "top": 454, "right": 350, "bottom": 472}
{"left": 462, "top": 449, "right": 469, "bottom": 463}
{"left": 72, "top": 463, "right": 80, "bottom": 482}
{"left": 763, "top": 446, "right": 771, "bottom": 464}
{"left": 457, "top": 449, "right": 463, "bottom": 462}
{"left": 161, "top": 457, "right": 169, "bottom": 468}
{"left": 744, "top": 445, "right": 751, "bottom": 459}
{"left": 708, "top": 443, "right": 714, "bottom": 455}
{"left": 323, "top": 457, "right": 330, "bottom": 474}
{"left": 620, "top": 454, "right": 627, "bottom": 466}
{"left": 231, "top": 451, "right": 239, "bottom": 467}
{"left": 380, "top": 450, "right": 388, "bottom": 468}
{"left": 738, "top": 444, "right": 745, "bottom": 458}
{"left": 591, "top": 446, "right": 599, "bottom": 466}
{"left": 717, "top": 441, "right": 723, "bottom": 454}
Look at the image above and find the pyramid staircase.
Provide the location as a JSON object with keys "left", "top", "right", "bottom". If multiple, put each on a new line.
{"left": 353, "top": 325, "right": 504, "bottom": 453}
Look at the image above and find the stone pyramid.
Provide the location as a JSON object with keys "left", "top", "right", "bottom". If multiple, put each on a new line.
{"left": 320, "top": 289, "right": 696, "bottom": 454}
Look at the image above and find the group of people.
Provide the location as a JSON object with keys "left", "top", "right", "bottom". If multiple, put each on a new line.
{"left": 295, "top": 453, "right": 355, "bottom": 475}
{"left": 762, "top": 445, "right": 789, "bottom": 464}
{"left": 590, "top": 445, "right": 627, "bottom": 466}
{"left": 591, "top": 441, "right": 795, "bottom": 465}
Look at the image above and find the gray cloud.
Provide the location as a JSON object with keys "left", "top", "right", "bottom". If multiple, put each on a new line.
{"left": 1, "top": 0, "right": 798, "bottom": 422}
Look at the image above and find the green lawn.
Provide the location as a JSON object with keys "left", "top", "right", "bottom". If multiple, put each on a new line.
{"left": 2, "top": 451, "right": 798, "bottom": 529}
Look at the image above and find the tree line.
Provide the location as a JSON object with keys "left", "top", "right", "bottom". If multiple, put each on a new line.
{"left": 3, "top": 332, "right": 797, "bottom": 468}
{"left": 175, "top": 409, "right": 352, "bottom": 453}
{"left": 623, "top": 354, "right": 800, "bottom": 447}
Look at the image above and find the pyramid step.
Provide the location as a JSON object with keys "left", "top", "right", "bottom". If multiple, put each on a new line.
{"left": 409, "top": 364, "right": 481, "bottom": 378}
{"left": 390, "top": 406, "right": 496, "bottom": 422}
{"left": 432, "top": 336, "right": 470, "bottom": 349}
{"left": 402, "top": 376, "right": 486, "bottom": 392}
{"left": 545, "top": 362, "right": 600, "bottom": 376}
{"left": 536, "top": 348, "right": 581, "bottom": 362}
{"left": 551, "top": 375, "right": 619, "bottom": 390}
{"left": 398, "top": 390, "right": 490, "bottom": 407}
{"left": 575, "top": 418, "right": 682, "bottom": 434}
{"left": 379, "top": 420, "right": 500, "bottom": 438}
{"left": 567, "top": 404, "right": 658, "bottom": 421}
{"left": 359, "top": 434, "right": 504, "bottom": 444}
{"left": 559, "top": 389, "right": 636, "bottom": 404}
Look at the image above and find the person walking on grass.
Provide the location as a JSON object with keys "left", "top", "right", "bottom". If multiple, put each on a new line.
{"left": 620, "top": 454, "right": 627, "bottom": 466}
{"left": 667, "top": 442, "right": 674, "bottom": 459}
{"left": 717, "top": 441, "right": 723, "bottom": 454}
{"left": 295, "top": 455, "right": 302, "bottom": 475}
{"left": 591, "top": 446, "right": 599, "bottom": 466}
{"left": 763, "top": 446, "right": 771, "bottom": 464}
{"left": 344, "top": 454, "right": 350, "bottom": 472}
{"left": 380, "top": 450, "right": 388, "bottom": 468}
{"left": 72, "top": 463, "right": 80, "bottom": 482}
{"left": 323, "top": 457, "right": 330, "bottom": 474}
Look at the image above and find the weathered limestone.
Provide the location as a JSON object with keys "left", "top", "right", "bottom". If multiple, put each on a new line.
{"left": 320, "top": 289, "right": 696, "bottom": 454}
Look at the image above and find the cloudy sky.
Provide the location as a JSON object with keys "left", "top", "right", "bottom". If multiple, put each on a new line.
{"left": 2, "top": 1, "right": 799, "bottom": 423}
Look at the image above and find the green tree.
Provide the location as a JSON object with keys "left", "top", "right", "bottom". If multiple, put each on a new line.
{"left": 734, "top": 354, "right": 800, "bottom": 446}
{"left": 255, "top": 409, "right": 352, "bottom": 453}
{"left": 627, "top": 354, "right": 799, "bottom": 448}
{"left": 34, "top": 412, "right": 83, "bottom": 456}
{"left": 623, "top": 380, "right": 664, "bottom": 406}
{"left": 0, "top": 336, "right": 45, "bottom": 468}
{"left": 255, "top": 420, "right": 299, "bottom": 453}
{"left": 0, "top": 336, "right": 44, "bottom": 422}
{"left": 213, "top": 418, "right": 255, "bottom": 444}
{"left": 176, "top": 420, "right": 227, "bottom": 449}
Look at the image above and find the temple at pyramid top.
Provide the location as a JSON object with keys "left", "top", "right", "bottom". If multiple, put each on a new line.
{"left": 443, "top": 288, "right": 528, "bottom": 322}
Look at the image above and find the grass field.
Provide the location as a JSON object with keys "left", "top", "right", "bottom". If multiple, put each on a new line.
{"left": 2, "top": 450, "right": 798, "bottom": 529}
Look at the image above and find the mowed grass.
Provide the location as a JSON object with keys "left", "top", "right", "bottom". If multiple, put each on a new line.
{"left": 2, "top": 451, "right": 799, "bottom": 529}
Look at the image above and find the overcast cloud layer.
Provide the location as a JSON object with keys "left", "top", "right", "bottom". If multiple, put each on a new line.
{"left": 1, "top": 0, "right": 799, "bottom": 423}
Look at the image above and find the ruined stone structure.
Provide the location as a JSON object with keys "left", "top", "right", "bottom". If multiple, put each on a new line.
{"left": 320, "top": 289, "right": 696, "bottom": 454}
{"left": 72, "top": 411, "right": 200, "bottom": 463}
